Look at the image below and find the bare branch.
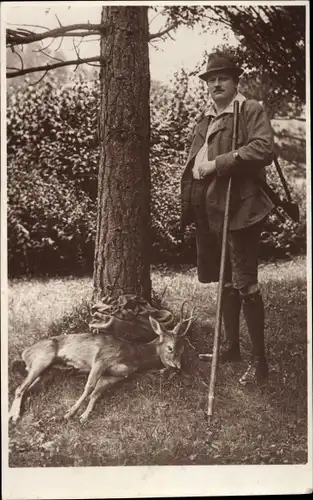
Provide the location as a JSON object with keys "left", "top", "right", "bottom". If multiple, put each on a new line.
{"left": 7, "top": 24, "right": 104, "bottom": 47}
{"left": 7, "top": 56, "right": 103, "bottom": 78}
{"left": 148, "top": 7, "right": 164, "bottom": 26}
{"left": 48, "top": 30, "right": 100, "bottom": 38}
{"left": 31, "top": 69, "right": 49, "bottom": 86}
{"left": 54, "top": 35, "right": 64, "bottom": 53}
{"left": 55, "top": 14, "right": 62, "bottom": 28}
{"left": 74, "top": 36, "right": 84, "bottom": 51}
{"left": 71, "top": 36, "right": 85, "bottom": 58}
{"left": 37, "top": 37, "right": 56, "bottom": 53}
{"left": 149, "top": 22, "right": 178, "bottom": 40}
{"left": 36, "top": 49, "right": 64, "bottom": 63}
{"left": 72, "top": 36, "right": 80, "bottom": 59}
{"left": 15, "top": 50, "right": 24, "bottom": 71}
{"left": 7, "top": 22, "right": 50, "bottom": 31}
{"left": 85, "top": 62, "right": 101, "bottom": 68}
{"left": 78, "top": 36, "right": 101, "bottom": 44}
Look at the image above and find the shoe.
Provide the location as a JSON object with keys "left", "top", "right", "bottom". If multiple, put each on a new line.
{"left": 239, "top": 357, "right": 269, "bottom": 386}
{"left": 220, "top": 345, "right": 242, "bottom": 363}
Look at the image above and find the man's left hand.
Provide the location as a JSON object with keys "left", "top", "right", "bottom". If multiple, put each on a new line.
{"left": 198, "top": 160, "right": 216, "bottom": 179}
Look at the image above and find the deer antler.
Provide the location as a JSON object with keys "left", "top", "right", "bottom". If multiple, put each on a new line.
{"left": 172, "top": 303, "right": 197, "bottom": 337}
{"left": 179, "top": 299, "right": 189, "bottom": 321}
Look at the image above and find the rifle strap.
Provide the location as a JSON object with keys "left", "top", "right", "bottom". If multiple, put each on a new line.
{"left": 273, "top": 155, "right": 292, "bottom": 202}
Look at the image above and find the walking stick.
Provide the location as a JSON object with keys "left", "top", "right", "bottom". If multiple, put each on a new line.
{"left": 206, "top": 100, "right": 240, "bottom": 423}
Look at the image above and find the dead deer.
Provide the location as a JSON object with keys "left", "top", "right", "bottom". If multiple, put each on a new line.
{"left": 9, "top": 304, "right": 196, "bottom": 424}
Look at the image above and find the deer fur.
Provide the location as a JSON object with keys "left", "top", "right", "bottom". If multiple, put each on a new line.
{"left": 9, "top": 308, "right": 195, "bottom": 424}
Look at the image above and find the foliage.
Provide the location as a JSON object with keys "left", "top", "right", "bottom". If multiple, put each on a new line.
{"left": 164, "top": 5, "right": 305, "bottom": 102}
{"left": 8, "top": 165, "right": 96, "bottom": 276}
{"left": 7, "top": 70, "right": 306, "bottom": 276}
{"left": 7, "top": 76, "right": 99, "bottom": 200}
{"left": 6, "top": 43, "right": 70, "bottom": 93}
{"left": 150, "top": 71, "right": 205, "bottom": 262}
{"left": 212, "top": 5, "right": 305, "bottom": 102}
{"left": 260, "top": 163, "right": 306, "bottom": 260}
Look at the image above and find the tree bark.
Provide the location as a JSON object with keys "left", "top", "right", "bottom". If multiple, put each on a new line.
{"left": 93, "top": 6, "right": 151, "bottom": 302}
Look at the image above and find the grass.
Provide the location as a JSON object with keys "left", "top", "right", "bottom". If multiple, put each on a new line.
{"left": 7, "top": 257, "right": 308, "bottom": 467}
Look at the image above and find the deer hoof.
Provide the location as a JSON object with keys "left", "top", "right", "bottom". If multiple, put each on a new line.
{"left": 9, "top": 412, "right": 19, "bottom": 424}
{"left": 79, "top": 413, "right": 89, "bottom": 424}
{"left": 9, "top": 416, "right": 18, "bottom": 425}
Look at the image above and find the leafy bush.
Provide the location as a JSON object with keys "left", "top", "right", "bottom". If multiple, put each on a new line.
{"left": 7, "top": 77, "right": 99, "bottom": 200}
{"left": 259, "top": 163, "right": 306, "bottom": 260}
{"left": 8, "top": 162, "right": 96, "bottom": 276}
{"left": 149, "top": 72, "right": 205, "bottom": 262}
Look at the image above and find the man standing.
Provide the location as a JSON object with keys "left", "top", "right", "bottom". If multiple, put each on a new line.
{"left": 181, "top": 52, "right": 275, "bottom": 385}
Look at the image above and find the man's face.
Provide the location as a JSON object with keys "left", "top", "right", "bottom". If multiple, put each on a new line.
{"left": 206, "top": 71, "right": 237, "bottom": 106}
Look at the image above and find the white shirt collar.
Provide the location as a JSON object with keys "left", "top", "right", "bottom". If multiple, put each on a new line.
{"left": 205, "top": 92, "right": 246, "bottom": 117}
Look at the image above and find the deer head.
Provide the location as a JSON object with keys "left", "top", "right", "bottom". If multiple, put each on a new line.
{"left": 149, "top": 301, "right": 197, "bottom": 370}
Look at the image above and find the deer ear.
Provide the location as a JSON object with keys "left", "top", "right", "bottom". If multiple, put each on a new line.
{"left": 149, "top": 316, "right": 164, "bottom": 338}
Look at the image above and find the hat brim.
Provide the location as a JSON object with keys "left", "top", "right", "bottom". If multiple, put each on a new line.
{"left": 199, "top": 66, "right": 244, "bottom": 81}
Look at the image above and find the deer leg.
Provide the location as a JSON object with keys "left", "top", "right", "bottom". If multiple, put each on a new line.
{"left": 9, "top": 339, "right": 58, "bottom": 423}
{"left": 9, "top": 363, "right": 49, "bottom": 423}
{"left": 79, "top": 376, "right": 121, "bottom": 423}
{"left": 64, "top": 361, "right": 104, "bottom": 420}
{"left": 28, "top": 376, "right": 41, "bottom": 391}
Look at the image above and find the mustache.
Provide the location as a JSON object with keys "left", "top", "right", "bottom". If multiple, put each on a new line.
{"left": 214, "top": 87, "right": 223, "bottom": 92}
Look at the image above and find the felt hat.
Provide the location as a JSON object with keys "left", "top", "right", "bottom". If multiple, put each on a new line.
{"left": 199, "top": 53, "right": 243, "bottom": 81}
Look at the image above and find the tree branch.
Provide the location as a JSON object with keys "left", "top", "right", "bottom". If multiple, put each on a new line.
{"left": 32, "top": 69, "right": 49, "bottom": 86}
{"left": 7, "top": 56, "right": 103, "bottom": 78}
{"left": 35, "top": 49, "right": 64, "bottom": 63}
{"left": 7, "top": 24, "right": 104, "bottom": 46}
{"left": 149, "top": 22, "right": 178, "bottom": 40}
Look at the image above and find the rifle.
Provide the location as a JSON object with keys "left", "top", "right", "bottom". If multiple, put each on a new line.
{"left": 239, "top": 100, "right": 300, "bottom": 224}
{"left": 258, "top": 175, "right": 300, "bottom": 223}
{"left": 256, "top": 152, "right": 300, "bottom": 223}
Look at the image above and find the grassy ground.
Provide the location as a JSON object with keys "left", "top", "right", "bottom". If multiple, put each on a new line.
{"left": 7, "top": 257, "right": 308, "bottom": 467}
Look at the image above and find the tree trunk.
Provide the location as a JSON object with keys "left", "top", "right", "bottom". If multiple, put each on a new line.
{"left": 93, "top": 6, "right": 151, "bottom": 302}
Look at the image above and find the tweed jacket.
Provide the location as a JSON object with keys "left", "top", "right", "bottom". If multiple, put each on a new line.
{"left": 180, "top": 96, "right": 275, "bottom": 233}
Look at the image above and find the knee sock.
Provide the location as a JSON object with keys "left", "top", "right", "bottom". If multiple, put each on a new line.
{"left": 241, "top": 290, "right": 266, "bottom": 360}
{"left": 222, "top": 286, "right": 241, "bottom": 350}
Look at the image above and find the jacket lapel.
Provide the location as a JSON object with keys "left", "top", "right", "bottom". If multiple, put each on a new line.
{"left": 206, "top": 116, "right": 228, "bottom": 142}
{"left": 195, "top": 116, "right": 210, "bottom": 139}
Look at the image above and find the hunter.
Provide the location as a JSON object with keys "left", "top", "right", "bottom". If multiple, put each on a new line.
{"left": 180, "top": 52, "right": 275, "bottom": 385}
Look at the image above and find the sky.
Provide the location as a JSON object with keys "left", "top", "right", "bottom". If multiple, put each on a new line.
{"left": 4, "top": 2, "right": 238, "bottom": 85}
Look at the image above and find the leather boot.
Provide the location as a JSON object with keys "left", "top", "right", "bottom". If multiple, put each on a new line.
{"left": 240, "top": 291, "right": 269, "bottom": 385}
{"left": 220, "top": 286, "right": 242, "bottom": 363}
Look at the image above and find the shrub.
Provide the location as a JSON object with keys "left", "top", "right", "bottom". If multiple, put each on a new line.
{"left": 7, "top": 77, "right": 99, "bottom": 200}
{"left": 259, "top": 162, "right": 306, "bottom": 260}
{"left": 8, "top": 164, "right": 96, "bottom": 276}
